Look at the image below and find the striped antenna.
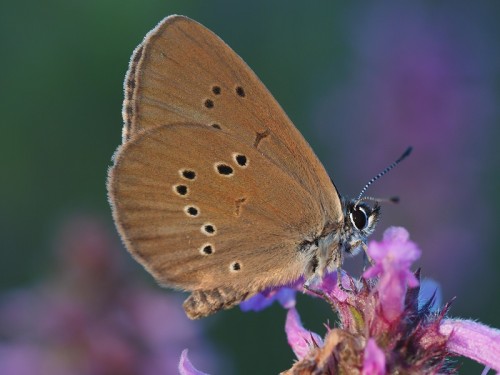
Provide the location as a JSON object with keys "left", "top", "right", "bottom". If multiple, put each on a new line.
{"left": 355, "top": 147, "right": 412, "bottom": 202}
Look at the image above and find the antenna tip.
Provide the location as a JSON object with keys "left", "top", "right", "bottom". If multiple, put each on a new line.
{"left": 389, "top": 196, "right": 400, "bottom": 204}
{"left": 395, "top": 147, "right": 413, "bottom": 164}
{"left": 403, "top": 146, "right": 413, "bottom": 158}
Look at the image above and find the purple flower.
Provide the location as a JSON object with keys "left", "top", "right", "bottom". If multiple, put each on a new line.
{"left": 312, "top": 1, "right": 497, "bottom": 306}
{"left": 362, "top": 339, "right": 386, "bottom": 375}
{"left": 240, "top": 270, "right": 350, "bottom": 315}
{"left": 240, "top": 286, "right": 297, "bottom": 312}
{"left": 281, "top": 227, "right": 499, "bottom": 373}
{"left": 178, "top": 226, "right": 500, "bottom": 373}
{"left": 440, "top": 319, "right": 500, "bottom": 372}
{"left": 363, "top": 227, "right": 420, "bottom": 321}
{"left": 285, "top": 307, "right": 323, "bottom": 359}
{"left": 178, "top": 350, "right": 209, "bottom": 375}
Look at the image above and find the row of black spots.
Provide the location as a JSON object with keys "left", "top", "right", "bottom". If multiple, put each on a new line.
{"left": 203, "top": 84, "right": 246, "bottom": 109}
{"left": 172, "top": 141, "right": 244, "bottom": 177}
{"left": 199, "top": 242, "right": 243, "bottom": 273}
{"left": 173, "top": 181, "right": 216, "bottom": 235}
{"left": 198, "top": 242, "right": 243, "bottom": 273}
{"left": 197, "top": 244, "right": 242, "bottom": 273}
{"left": 172, "top": 168, "right": 198, "bottom": 197}
{"left": 203, "top": 85, "right": 219, "bottom": 110}
{"left": 198, "top": 245, "right": 242, "bottom": 272}
{"left": 172, "top": 170, "right": 220, "bottom": 247}
{"left": 205, "top": 84, "right": 246, "bottom": 129}
{"left": 213, "top": 153, "right": 248, "bottom": 178}
{"left": 173, "top": 169, "right": 199, "bottom": 221}
{"left": 177, "top": 168, "right": 201, "bottom": 217}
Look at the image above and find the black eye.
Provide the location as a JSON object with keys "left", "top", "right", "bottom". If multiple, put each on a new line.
{"left": 350, "top": 207, "right": 368, "bottom": 230}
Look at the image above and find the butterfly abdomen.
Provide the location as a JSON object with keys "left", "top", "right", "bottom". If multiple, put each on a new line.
{"left": 183, "top": 288, "right": 251, "bottom": 319}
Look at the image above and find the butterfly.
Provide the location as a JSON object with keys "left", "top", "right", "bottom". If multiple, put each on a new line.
{"left": 107, "top": 15, "right": 409, "bottom": 319}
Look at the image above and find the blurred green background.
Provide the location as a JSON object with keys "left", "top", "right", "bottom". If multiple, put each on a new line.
{"left": 1, "top": 1, "right": 499, "bottom": 374}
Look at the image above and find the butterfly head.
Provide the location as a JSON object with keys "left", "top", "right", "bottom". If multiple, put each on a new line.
{"left": 347, "top": 200, "right": 380, "bottom": 235}
{"left": 339, "top": 198, "right": 380, "bottom": 256}
{"left": 338, "top": 146, "right": 412, "bottom": 256}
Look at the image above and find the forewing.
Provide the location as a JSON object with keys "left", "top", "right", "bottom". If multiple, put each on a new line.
{"left": 123, "top": 15, "right": 342, "bottom": 224}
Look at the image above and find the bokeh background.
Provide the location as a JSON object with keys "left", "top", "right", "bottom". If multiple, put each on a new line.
{"left": 1, "top": 1, "right": 499, "bottom": 374}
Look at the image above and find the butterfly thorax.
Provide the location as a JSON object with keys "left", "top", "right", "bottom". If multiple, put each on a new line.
{"left": 305, "top": 197, "right": 380, "bottom": 281}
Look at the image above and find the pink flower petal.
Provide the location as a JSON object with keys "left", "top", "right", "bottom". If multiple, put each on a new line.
{"left": 404, "top": 270, "right": 420, "bottom": 288}
{"left": 362, "top": 338, "right": 386, "bottom": 375}
{"left": 285, "top": 308, "right": 323, "bottom": 359}
{"left": 178, "top": 349, "right": 210, "bottom": 375}
{"left": 317, "top": 271, "right": 349, "bottom": 302}
{"left": 383, "top": 226, "right": 410, "bottom": 243}
{"left": 364, "top": 227, "right": 421, "bottom": 322}
{"left": 378, "top": 273, "right": 406, "bottom": 321}
{"left": 362, "top": 263, "right": 383, "bottom": 279}
{"left": 440, "top": 319, "right": 500, "bottom": 371}
{"left": 364, "top": 242, "right": 389, "bottom": 263}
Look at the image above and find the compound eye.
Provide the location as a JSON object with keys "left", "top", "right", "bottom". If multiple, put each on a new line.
{"left": 350, "top": 207, "right": 368, "bottom": 230}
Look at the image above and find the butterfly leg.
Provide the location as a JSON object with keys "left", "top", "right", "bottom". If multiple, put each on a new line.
{"left": 183, "top": 288, "right": 250, "bottom": 319}
{"left": 303, "top": 282, "right": 337, "bottom": 308}
{"left": 303, "top": 273, "right": 322, "bottom": 290}
{"left": 335, "top": 267, "right": 353, "bottom": 293}
{"left": 353, "top": 241, "right": 373, "bottom": 271}
{"left": 304, "top": 265, "right": 352, "bottom": 294}
{"left": 330, "top": 248, "right": 352, "bottom": 293}
{"left": 362, "top": 246, "right": 374, "bottom": 271}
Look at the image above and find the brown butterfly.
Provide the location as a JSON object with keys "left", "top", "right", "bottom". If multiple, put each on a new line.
{"left": 107, "top": 15, "right": 409, "bottom": 319}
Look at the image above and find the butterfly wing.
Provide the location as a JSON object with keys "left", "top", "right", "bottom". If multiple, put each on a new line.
{"left": 123, "top": 15, "right": 341, "bottom": 222}
{"left": 109, "top": 124, "right": 326, "bottom": 317}
{"left": 111, "top": 15, "right": 345, "bottom": 318}
{"left": 110, "top": 124, "right": 321, "bottom": 287}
